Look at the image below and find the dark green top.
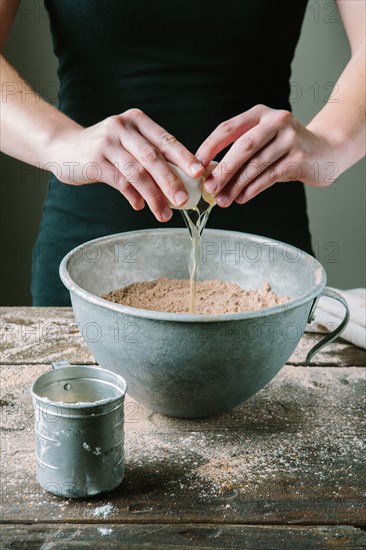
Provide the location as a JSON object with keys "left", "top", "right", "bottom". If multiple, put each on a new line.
{"left": 33, "top": 0, "right": 312, "bottom": 305}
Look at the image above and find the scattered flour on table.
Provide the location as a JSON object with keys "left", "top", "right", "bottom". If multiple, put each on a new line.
{"left": 92, "top": 503, "right": 114, "bottom": 518}
{"left": 102, "top": 278, "right": 290, "bottom": 314}
{"left": 1, "top": 364, "right": 364, "bottom": 513}
{"left": 122, "top": 367, "right": 365, "bottom": 500}
{"left": 97, "top": 527, "right": 113, "bottom": 536}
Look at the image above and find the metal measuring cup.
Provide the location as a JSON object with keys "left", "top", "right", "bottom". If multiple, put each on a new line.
{"left": 30, "top": 360, "right": 127, "bottom": 498}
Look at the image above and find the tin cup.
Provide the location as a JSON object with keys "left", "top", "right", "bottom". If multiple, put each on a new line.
{"left": 30, "top": 361, "right": 127, "bottom": 498}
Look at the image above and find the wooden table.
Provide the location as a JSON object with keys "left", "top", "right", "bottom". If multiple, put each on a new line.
{"left": 0, "top": 307, "right": 365, "bottom": 549}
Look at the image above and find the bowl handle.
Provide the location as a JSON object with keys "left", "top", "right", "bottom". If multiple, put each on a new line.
{"left": 305, "top": 287, "right": 350, "bottom": 364}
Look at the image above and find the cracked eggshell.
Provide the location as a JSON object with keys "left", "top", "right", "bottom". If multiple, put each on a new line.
{"left": 166, "top": 162, "right": 202, "bottom": 210}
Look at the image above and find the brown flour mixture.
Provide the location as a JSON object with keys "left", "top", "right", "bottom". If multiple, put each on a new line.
{"left": 102, "top": 278, "right": 290, "bottom": 314}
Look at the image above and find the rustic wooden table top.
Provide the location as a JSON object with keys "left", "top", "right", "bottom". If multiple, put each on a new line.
{"left": 0, "top": 307, "right": 365, "bottom": 549}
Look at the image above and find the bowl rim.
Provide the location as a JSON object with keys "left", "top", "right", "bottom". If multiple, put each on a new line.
{"left": 59, "top": 228, "right": 327, "bottom": 323}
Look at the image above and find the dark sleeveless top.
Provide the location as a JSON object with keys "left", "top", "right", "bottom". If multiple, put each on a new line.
{"left": 32, "top": 0, "right": 312, "bottom": 305}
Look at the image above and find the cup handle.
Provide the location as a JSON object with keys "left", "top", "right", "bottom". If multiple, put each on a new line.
{"left": 305, "top": 287, "right": 350, "bottom": 364}
{"left": 52, "top": 360, "right": 72, "bottom": 369}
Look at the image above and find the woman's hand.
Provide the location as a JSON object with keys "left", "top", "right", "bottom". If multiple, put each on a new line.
{"left": 195, "top": 104, "right": 340, "bottom": 207}
{"left": 47, "top": 108, "right": 204, "bottom": 222}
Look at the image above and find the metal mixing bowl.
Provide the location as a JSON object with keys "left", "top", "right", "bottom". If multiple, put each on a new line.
{"left": 60, "top": 228, "right": 349, "bottom": 418}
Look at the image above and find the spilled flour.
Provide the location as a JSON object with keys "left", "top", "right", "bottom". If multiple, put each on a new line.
{"left": 92, "top": 504, "right": 114, "bottom": 518}
{"left": 102, "top": 278, "right": 290, "bottom": 314}
{"left": 1, "top": 362, "right": 364, "bottom": 520}
{"left": 97, "top": 528, "right": 113, "bottom": 536}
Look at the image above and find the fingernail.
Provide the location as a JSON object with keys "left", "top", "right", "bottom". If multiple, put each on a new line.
{"left": 204, "top": 178, "right": 217, "bottom": 193}
{"left": 195, "top": 154, "right": 208, "bottom": 166}
{"left": 174, "top": 190, "right": 188, "bottom": 206}
{"left": 236, "top": 190, "right": 246, "bottom": 203}
{"left": 161, "top": 207, "right": 172, "bottom": 220}
{"left": 217, "top": 194, "right": 228, "bottom": 206}
{"left": 190, "top": 162, "right": 203, "bottom": 175}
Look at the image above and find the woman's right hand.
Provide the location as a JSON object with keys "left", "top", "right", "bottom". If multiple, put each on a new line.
{"left": 47, "top": 108, "right": 204, "bottom": 222}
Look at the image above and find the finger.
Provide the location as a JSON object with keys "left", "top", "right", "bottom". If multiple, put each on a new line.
{"left": 202, "top": 161, "right": 219, "bottom": 178}
{"left": 120, "top": 125, "right": 192, "bottom": 208}
{"left": 101, "top": 158, "right": 145, "bottom": 210}
{"left": 105, "top": 148, "right": 173, "bottom": 222}
{"left": 214, "top": 138, "right": 290, "bottom": 207}
{"left": 234, "top": 157, "right": 290, "bottom": 205}
{"left": 203, "top": 124, "right": 278, "bottom": 195}
{"left": 124, "top": 108, "right": 204, "bottom": 177}
{"left": 195, "top": 104, "right": 265, "bottom": 165}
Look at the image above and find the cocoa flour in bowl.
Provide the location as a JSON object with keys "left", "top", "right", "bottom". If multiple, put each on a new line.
{"left": 102, "top": 278, "right": 290, "bottom": 315}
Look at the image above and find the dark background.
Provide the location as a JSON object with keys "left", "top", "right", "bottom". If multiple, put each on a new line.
{"left": 1, "top": 0, "right": 365, "bottom": 305}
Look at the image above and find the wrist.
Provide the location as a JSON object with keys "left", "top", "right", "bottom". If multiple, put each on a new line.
{"left": 40, "top": 115, "right": 83, "bottom": 169}
{"left": 307, "top": 118, "right": 365, "bottom": 175}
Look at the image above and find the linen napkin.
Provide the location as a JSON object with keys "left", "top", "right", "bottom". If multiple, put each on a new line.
{"left": 311, "top": 287, "right": 366, "bottom": 349}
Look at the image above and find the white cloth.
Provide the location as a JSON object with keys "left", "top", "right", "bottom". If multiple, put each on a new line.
{"left": 311, "top": 287, "right": 366, "bottom": 349}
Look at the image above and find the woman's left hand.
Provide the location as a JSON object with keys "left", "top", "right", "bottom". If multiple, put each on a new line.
{"left": 195, "top": 104, "right": 340, "bottom": 207}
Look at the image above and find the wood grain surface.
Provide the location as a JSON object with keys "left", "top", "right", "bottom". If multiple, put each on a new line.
{"left": 0, "top": 307, "right": 365, "bottom": 548}
{"left": 1, "top": 524, "right": 366, "bottom": 549}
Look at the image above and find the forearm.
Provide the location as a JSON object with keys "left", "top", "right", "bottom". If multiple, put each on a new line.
{"left": 306, "top": 40, "right": 366, "bottom": 174}
{"left": 0, "top": 54, "right": 81, "bottom": 167}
